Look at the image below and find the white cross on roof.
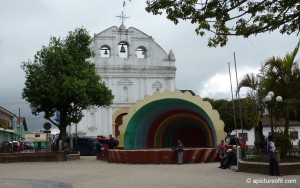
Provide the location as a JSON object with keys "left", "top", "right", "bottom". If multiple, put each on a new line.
{"left": 116, "top": 11, "right": 129, "bottom": 25}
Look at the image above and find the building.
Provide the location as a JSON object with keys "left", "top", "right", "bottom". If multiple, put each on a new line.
{"left": 0, "top": 106, "right": 17, "bottom": 142}
{"left": 71, "top": 20, "right": 176, "bottom": 137}
{"left": 16, "top": 117, "right": 28, "bottom": 141}
{"left": 233, "top": 116, "right": 300, "bottom": 146}
{"left": 25, "top": 132, "right": 51, "bottom": 150}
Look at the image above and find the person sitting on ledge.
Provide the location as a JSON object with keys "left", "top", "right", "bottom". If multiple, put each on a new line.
{"left": 218, "top": 149, "right": 237, "bottom": 169}
{"left": 218, "top": 152, "right": 226, "bottom": 168}
{"left": 108, "top": 135, "right": 119, "bottom": 149}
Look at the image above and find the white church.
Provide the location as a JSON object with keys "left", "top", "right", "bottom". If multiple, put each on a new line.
{"left": 70, "top": 13, "right": 176, "bottom": 137}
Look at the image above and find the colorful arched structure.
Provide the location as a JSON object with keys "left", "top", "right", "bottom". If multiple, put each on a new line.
{"left": 118, "top": 90, "right": 226, "bottom": 150}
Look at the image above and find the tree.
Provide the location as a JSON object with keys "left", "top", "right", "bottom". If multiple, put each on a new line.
{"left": 22, "top": 28, "right": 114, "bottom": 140}
{"left": 204, "top": 98, "right": 233, "bottom": 136}
{"left": 274, "top": 130, "right": 294, "bottom": 158}
{"left": 145, "top": 0, "right": 300, "bottom": 47}
{"left": 204, "top": 97, "right": 259, "bottom": 137}
{"left": 239, "top": 41, "right": 300, "bottom": 137}
{"left": 238, "top": 73, "right": 266, "bottom": 116}
{"left": 260, "top": 41, "right": 300, "bottom": 136}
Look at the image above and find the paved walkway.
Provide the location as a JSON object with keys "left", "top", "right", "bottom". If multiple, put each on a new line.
{"left": 0, "top": 157, "right": 299, "bottom": 188}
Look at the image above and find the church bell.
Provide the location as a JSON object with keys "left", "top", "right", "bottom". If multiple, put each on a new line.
{"left": 104, "top": 49, "right": 108, "bottom": 55}
{"left": 120, "top": 44, "right": 126, "bottom": 53}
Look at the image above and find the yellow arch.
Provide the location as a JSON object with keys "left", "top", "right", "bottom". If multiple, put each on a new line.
{"left": 111, "top": 108, "right": 129, "bottom": 137}
{"left": 118, "top": 90, "right": 226, "bottom": 148}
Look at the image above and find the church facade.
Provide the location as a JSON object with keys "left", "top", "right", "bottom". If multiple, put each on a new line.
{"left": 71, "top": 23, "right": 176, "bottom": 137}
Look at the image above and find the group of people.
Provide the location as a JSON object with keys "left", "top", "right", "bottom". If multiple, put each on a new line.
{"left": 217, "top": 140, "right": 237, "bottom": 169}
{"left": 98, "top": 134, "right": 284, "bottom": 174}
{"left": 217, "top": 138, "right": 249, "bottom": 169}
{"left": 218, "top": 135, "right": 280, "bottom": 176}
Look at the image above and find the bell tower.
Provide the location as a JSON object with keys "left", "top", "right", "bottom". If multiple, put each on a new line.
{"left": 74, "top": 12, "right": 176, "bottom": 137}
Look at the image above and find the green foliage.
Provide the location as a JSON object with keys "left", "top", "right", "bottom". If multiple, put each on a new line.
{"left": 239, "top": 41, "right": 300, "bottom": 137}
{"left": 261, "top": 41, "right": 300, "bottom": 123}
{"left": 244, "top": 156, "right": 268, "bottom": 163}
{"left": 0, "top": 124, "right": 11, "bottom": 129}
{"left": 22, "top": 27, "right": 114, "bottom": 139}
{"left": 204, "top": 97, "right": 259, "bottom": 135}
{"left": 244, "top": 155, "right": 300, "bottom": 163}
{"left": 237, "top": 73, "right": 266, "bottom": 116}
{"left": 145, "top": 0, "right": 299, "bottom": 47}
{"left": 274, "top": 130, "right": 294, "bottom": 158}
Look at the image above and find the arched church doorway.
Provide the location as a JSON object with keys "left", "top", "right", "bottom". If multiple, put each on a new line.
{"left": 112, "top": 108, "right": 129, "bottom": 138}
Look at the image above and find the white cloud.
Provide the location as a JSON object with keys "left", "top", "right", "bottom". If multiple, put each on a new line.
{"left": 199, "top": 67, "right": 260, "bottom": 99}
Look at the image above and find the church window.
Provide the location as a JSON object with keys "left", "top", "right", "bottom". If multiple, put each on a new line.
{"left": 88, "top": 112, "right": 96, "bottom": 132}
{"left": 122, "top": 86, "right": 129, "bottom": 102}
{"left": 152, "top": 81, "right": 162, "bottom": 92}
{"left": 290, "top": 131, "right": 298, "bottom": 139}
{"left": 118, "top": 41, "right": 128, "bottom": 59}
{"left": 100, "top": 45, "right": 111, "bottom": 57}
{"left": 136, "top": 46, "right": 147, "bottom": 59}
{"left": 117, "top": 78, "right": 132, "bottom": 102}
{"left": 90, "top": 112, "right": 95, "bottom": 127}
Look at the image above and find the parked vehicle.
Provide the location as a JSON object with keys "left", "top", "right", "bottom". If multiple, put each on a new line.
{"left": 1, "top": 141, "right": 25, "bottom": 153}
{"left": 0, "top": 141, "right": 13, "bottom": 153}
{"left": 24, "top": 141, "right": 35, "bottom": 150}
{"left": 51, "top": 137, "right": 102, "bottom": 156}
{"left": 12, "top": 141, "right": 20, "bottom": 152}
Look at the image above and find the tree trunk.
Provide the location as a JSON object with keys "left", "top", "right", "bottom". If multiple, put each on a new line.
{"left": 284, "top": 106, "right": 290, "bottom": 137}
{"left": 58, "top": 110, "right": 68, "bottom": 141}
{"left": 59, "top": 124, "right": 67, "bottom": 141}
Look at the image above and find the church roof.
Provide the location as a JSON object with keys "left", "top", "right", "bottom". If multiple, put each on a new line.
{"left": 119, "top": 23, "right": 126, "bottom": 31}
{"left": 94, "top": 25, "right": 168, "bottom": 56}
{"left": 17, "top": 117, "right": 28, "bottom": 131}
{"left": 261, "top": 116, "right": 300, "bottom": 127}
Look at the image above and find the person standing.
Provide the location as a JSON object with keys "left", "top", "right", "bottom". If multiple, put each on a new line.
{"left": 176, "top": 139, "right": 184, "bottom": 165}
{"left": 239, "top": 139, "right": 248, "bottom": 159}
{"left": 267, "top": 135, "right": 280, "bottom": 176}
{"left": 218, "top": 140, "right": 227, "bottom": 156}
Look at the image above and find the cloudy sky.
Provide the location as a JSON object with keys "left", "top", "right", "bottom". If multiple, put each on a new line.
{"left": 0, "top": 0, "right": 299, "bottom": 131}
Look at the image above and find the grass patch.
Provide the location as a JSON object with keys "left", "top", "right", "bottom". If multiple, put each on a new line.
{"left": 281, "top": 156, "right": 300, "bottom": 163}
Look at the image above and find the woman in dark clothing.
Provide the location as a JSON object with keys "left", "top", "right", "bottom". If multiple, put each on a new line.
{"left": 267, "top": 135, "right": 280, "bottom": 176}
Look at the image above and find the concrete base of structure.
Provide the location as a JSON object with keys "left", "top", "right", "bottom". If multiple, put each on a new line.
{"left": 98, "top": 148, "right": 218, "bottom": 164}
{"left": 238, "top": 160, "right": 300, "bottom": 175}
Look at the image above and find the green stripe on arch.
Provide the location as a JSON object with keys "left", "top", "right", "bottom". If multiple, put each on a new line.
{"left": 124, "top": 98, "right": 218, "bottom": 149}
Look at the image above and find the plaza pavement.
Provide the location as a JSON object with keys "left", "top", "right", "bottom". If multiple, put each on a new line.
{"left": 0, "top": 156, "right": 299, "bottom": 188}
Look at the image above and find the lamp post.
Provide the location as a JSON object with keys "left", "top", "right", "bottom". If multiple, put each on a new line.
{"left": 263, "top": 91, "right": 282, "bottom": 136}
